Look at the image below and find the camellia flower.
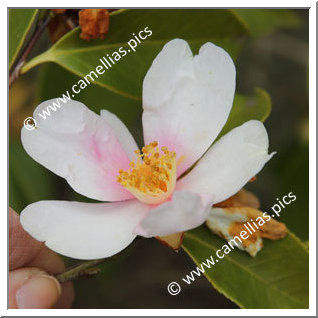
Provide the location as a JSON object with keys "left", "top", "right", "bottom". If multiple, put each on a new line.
{"left": 20, "top": 39, "right": 274, "bottom": 260}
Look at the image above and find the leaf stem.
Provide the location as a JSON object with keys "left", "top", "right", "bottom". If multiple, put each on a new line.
{"left": 9, "top": 12, "right": 51, "bottom": 88}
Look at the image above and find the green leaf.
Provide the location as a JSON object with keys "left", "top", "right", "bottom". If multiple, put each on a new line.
{"left": 22, "top": 9, "right": 250, "bottom": 99}
{"left": 217, "top": 88, "right": 271, "bottom": 140}
{"left": 9, "top": 140, "right": 57, "bottom": 213}
{"left": 9, "top": 9, "right": 38, "bottom": 70}
{"left": 182, "top": 226, "right": 309, "bottom": 309}
{"left": 233, "top": 9, "right": 300, "bottom": 37}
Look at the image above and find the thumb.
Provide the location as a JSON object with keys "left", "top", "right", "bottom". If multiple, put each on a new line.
{"left": 9, "top": 267, "right": 61, "bottom": 309}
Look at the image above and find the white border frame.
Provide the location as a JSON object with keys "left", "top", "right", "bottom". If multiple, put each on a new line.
{"left": 4, "top": 1, "right": 316, "bottom": 316}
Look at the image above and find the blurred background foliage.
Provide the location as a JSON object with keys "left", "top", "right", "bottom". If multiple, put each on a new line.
{"left": 9, "top": 9, "right": 309, "bottom": 308}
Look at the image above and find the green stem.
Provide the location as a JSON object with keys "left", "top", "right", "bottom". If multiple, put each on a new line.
{"left": 55, "top": 258, "right": 107, "bottom": 283}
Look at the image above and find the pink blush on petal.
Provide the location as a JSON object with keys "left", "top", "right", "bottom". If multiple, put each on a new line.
{"left": 91, "top": 138, "right": 103, "bottom": 162}
{"left": 82, "top": 132, "right": 134, "bottom": 200}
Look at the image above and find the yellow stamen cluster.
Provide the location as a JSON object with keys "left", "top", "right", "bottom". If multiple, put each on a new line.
{"left": 117, "top": 141, "right": 177, "bottom": 204}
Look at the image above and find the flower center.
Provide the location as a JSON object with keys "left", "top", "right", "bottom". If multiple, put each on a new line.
{"left": 117, "top": 141, "right": 176, "bottom": 204}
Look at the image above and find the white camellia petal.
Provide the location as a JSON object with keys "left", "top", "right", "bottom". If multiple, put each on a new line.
{"left": 134, "top": 191, "right": 210, "bottom": 238}
{"left": 20, "top": 200, "right": 149, "bottom": 260}
{"left": 100, "top": 109, "right": 138, "bottom": 161}
{"left": 177, "top": 120, "right": 275, "bottom": 205}
{"left": 21, "top": 99, "right": 134, "bottom": 201}
{"left": 142, "top": 39, "right": 236, "bottom": 176}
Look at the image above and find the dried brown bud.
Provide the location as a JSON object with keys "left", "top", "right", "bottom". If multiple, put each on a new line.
{"left": 79, "top": 9, "right": 109, "bottom": 40}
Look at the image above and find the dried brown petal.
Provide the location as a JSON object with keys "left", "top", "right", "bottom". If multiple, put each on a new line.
{"left": 243, "top": 207, "right": 287, "bottom": 240}
{"left": 215, "top": 189, "right": 260, "bottom": 209}
{"left": 156, "top": 232, "right": 184, "bottom": 251}
{"left": 206, "top": 204, "right": 287, "bottom": 257}
{"left": 79, "top": 9, "right": 109, "bottom": 40}
{"left": 228, "top": 222, "right": 260, "bottom": 247}
{"left": 259, "top": 218, "right": 287, "bottom": 240}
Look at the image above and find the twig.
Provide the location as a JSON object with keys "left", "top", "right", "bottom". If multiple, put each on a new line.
{"left": 9, "top": 13, "right": 51, "bottom": 88}
{"left": 54, "top": 237, "right": 140, "bottom": 283}
{"left": 55, "top": 258, "right": 107, "bottom": 284}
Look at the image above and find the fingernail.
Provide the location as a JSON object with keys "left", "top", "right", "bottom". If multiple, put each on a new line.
{"left": 16, "top": 274, "right": 61, "bottom": 309}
